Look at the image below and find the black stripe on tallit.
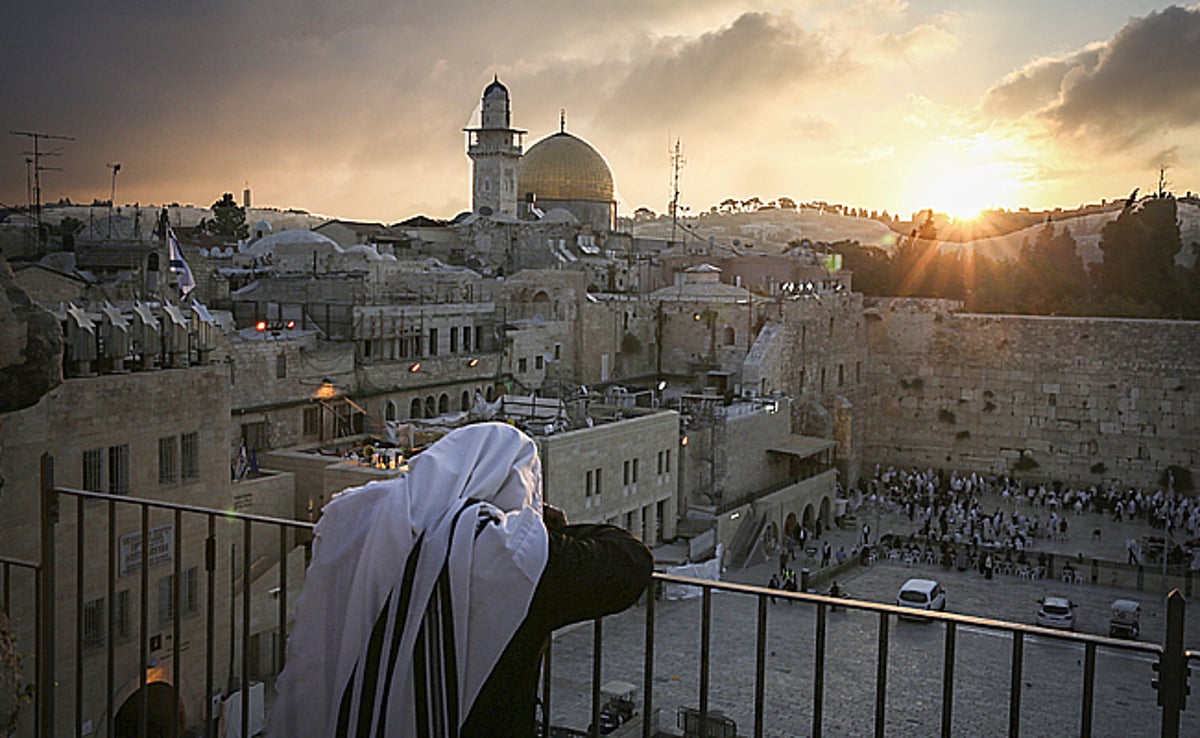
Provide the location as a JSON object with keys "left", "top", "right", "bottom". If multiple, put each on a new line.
{"left": 373, "top": 531, "right": 425, "bottom": 737}
{"left": 334, "top": 535, "right": 425, "bottom": 738}
{"left": 437, "top": 565, "right": 460, "bottom": 736}
{"left": 414, "top": 503, "right": 478, "bottom": 737}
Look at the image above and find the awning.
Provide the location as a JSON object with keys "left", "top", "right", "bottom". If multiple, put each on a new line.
{"left": 767, "top": 434, "right": 837, "bottom": 459}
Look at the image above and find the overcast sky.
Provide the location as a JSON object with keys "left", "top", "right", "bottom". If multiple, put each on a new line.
{"left": 3, "top": 1, "right": 1197, "bottom": 222}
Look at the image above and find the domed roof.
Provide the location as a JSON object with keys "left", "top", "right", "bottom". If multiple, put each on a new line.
{"left": 483, "top": 75, "right": 508, "bottom": 99}
{"left": 519, "top": 131, "right": 614, "bottom": 203}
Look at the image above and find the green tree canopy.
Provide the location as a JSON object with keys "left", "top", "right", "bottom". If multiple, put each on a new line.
{"left": 202, "top": 192, "right": 249, "bottom": 241}
{"left": 1094, "top": 196, "right": 1182, "bottom": 315}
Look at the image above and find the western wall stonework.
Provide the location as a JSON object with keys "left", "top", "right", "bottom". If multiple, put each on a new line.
{"left": 864, "top": 297, "right": 1200, "bottom": 490}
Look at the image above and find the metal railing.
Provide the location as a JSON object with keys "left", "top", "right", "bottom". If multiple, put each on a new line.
{"left": 20, "top": 456, "right": 1197, "bottom": 737}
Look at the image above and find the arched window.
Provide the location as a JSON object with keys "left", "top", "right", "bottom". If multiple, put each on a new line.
{"left": 410, "top": 398, "right": 422, "bottom": 419}
{"left": 438, "top": 394, "right": 449, "bottom": 414}
{"left": 425, "top": 396, "right": 436, "bottom": 417}
{"left": 485, "top": 386, "right": 494, "bottom": 402}
{"left": 460, "top": 391, "right": 471, "bottom": 411}
{"left": 385, "top": 400, "right": 397, "bottom": 422}
{"left": 723, "top": 326, "right": 736, "bottom": 346}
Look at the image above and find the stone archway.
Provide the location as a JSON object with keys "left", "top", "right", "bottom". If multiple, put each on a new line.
{"left": 802, "top": 504, "right": 815, "bottom": 532}
{"left": 764, "top": 520, "right": 779, "bottom": 548}
{"left": 783, "top": 512, "right": 799, "bottom": 541}
{"left": 819, "top": 497, "right": 832, "bottom": 530}
{"left": 114, "top": 682, "right": 184, "bottom": 738}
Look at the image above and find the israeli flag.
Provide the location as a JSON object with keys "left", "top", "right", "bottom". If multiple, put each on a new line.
{"left": 167, "top": 227, "right": 196, "bottom": 298}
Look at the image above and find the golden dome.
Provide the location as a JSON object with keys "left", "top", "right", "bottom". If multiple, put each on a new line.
{"left": 518, "top": 132, "right": 614, "bottom": 203}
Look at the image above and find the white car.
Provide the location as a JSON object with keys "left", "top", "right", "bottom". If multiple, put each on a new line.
{"left": 897, "top": 578, "right": 946, "bottom": 618}
{"left": 1037, "top": 596, "right": 1077, "bottom": 630}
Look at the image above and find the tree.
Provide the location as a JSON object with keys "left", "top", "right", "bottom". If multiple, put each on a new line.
{"left": 203, "top": 192, "right": 249, "bottom": 240}
{"left": 777, "top": 196, "right": 797, "bottom": 210}
{"left": 1093, "top": 195, "right": 1182, "bottom": 315}
{"left": 1015, "top": 223, "right": 1090, "bottom": 314}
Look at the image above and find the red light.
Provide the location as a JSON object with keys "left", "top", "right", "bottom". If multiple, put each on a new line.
{"left": 409, "top": 362, "right": 422, "bottom": 373}
{"left": 286, "top": 320, "right": 296, "bottom": 329}
{"left": 255, "top": 320, "right": 267, "bottom": 332}
{"left": 467, "top": 358, "right": 480, "bottom": 367}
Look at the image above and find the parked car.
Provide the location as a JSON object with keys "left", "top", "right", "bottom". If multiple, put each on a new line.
{"left": 897, "top": 578, "right": 946, "bottom": 619}
{"left": 1037, "top": 596, "right": 1077, "bottom": 630}
{"left": 1109, "top": 599, "right": 1141, "bottom": 638}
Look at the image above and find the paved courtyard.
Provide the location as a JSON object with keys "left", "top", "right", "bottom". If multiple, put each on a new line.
{"left": 544, "top": 499, "right": 1200, "bottom": 736}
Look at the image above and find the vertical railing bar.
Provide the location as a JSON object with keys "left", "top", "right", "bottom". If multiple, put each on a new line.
{"left": 541, "top": 637, "right": 552, "bottom": 738}
{"left": 813, "top": 601, "right": 826, "bottom": 738}
{"left": 875, "top": 610, "right": 889, "bottom": 738}
{"left": 39, "top": 453, "right": 56, "bottom": 738}
{"left": 139, "top": 503, "right": 150, "bottom": 738}
{"left": 34, "top": 565, "right": 42, "bottom": 738}
{"left": 754, "top": 594, "right": 768, "bottom": 738}
{"left": 591, "top": 616, "right": 602, "bottom": 738}
{"left": 242, "top": 520, "right": 252, "bottom": 738}
{"left": 172, "top": 508, "right": 183, "bottom": 738}
{"left": 642, "top": 581, "right": 656, "bottom": 738}
{"left": 277, "top": 523, "right": 288, "bottom": 674}
{"left": 1009, "top": 631, "right": 1024, "bottom": 738}
{"left": 1081, "top": 641, "right": 1096, "bottom": 738}
{"left": 74, "top": 496, "right": 83, "bottom": 738}
{"left": 942, "top": 621, "right": 956, "bottom": 738}
{"left": 205, "top": 514, "right": 216, "bottom": 738}
{"left": 700, "top": 587, "right": 712, "bottom": 730}
{"left": 106, "top": 500, "right": 116, "bottom": 738}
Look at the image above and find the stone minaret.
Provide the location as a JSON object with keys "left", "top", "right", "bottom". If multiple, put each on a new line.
{"left": 464, "top": 76, "right": 526, "bottom": 217}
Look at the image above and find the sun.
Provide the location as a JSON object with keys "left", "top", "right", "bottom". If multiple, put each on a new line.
{"left": 908, "top": 133, "right": 1027, "bottom": 220}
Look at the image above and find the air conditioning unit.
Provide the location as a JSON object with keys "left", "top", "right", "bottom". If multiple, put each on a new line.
{"left": 98, "top": 303, "right": 130, "bottom": 373}
{"left": 161, "top": 303, "right": 190, "bottom": 368}
{"left": 63, "top": 303, "right": 97, "bottom": 377}
{"left": 131, "top": 301, "right": 161, "bottom": 369}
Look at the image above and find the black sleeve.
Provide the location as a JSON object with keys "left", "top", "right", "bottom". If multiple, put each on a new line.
{"left": 461, "top": 524, "right": 653, "bottom": 738}
{"left": 525, "top": 523, "right": 655, "bottom": 632}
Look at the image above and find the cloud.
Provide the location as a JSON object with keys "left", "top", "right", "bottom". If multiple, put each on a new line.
{"left": 984, "top": 6, "right": 1200, "bottom": 144}
{"left": 876, "top": 21, "right": 960, "bottom": 63}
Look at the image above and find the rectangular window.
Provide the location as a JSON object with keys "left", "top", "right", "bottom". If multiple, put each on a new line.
{"left": 181, "top": 431, "right": 199, "bottom": 480}
{"left": 632, "top": 458, "right": 639, "bottom": 484}
{"left": 108, "top": 444, "right": 129, "bottom": 495}
{"left": 83, "top": 597, "right": 105, "bottom": 648}
{"left": 158, "top": 574, "right": 175, "bottom": 626}
{"left": 838, "top": 364, "right": 845, "bottom": 387}
{"left": 657, "top": 451, "right": 663, "bottom": 475}
{"left": 518, "top": 357, "right": 527, "bottom": 373}
{"left": 475, "top": 326, "right": 484, "bottom": 352}
{"left": 428, "top": 328, "right": 438, "bottom": 356}
{"left": 276, "top": 352, "right": 287, "bottom": 379}
{"left": 303, "top": 406, "right": 319, "bottom": 436}
{"left": 666, "top": 449, "right": 671, "bottom": 470}
{"left": 586, "top": 470, "right": 593, "bottom": 497}
{"left": 83, "top": 448, "right": 104, "bottom": 492}
{"left": 183, "top": 567, "right": 201, "bottom": 615}
{"left": 242, "top": 422, "right": 268, "bottom": 453}
{"left": 595, "top": 468, "right": 602, "bottom": 497}
{"left": 158, "top": 436, "right": 178, "bottom": 485}
{"left": 555, "top": 344, "right": 561, "bottom": 360}
{"left": 462, "top": 325, "right": 471, "bottom": 352}
{"left": 115, "top": 589, "right": 131, "bottom": 640}
{"left": 623, "top": 460, "right": 630, "bottom": 486}
{"left": 450, "top": 327, "right": 458, "bottom": 353}
{"left": 535, "top": 355, "right": 544, "bottom": 370}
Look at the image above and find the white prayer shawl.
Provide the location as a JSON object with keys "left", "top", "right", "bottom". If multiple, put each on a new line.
{"left": 267, "top": 423, "right": 550, "bottom": 737}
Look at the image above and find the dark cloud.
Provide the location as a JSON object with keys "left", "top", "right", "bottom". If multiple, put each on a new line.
{"left": 984, "top": 5, "right": 1200, "bottom": 144}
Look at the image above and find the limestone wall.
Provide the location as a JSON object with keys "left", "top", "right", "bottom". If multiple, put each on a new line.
{"left": 865, "top": 299, "right": 1200, "bottom": 489}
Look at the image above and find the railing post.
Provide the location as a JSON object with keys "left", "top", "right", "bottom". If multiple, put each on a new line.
{"left": 39, "top": 452, "right": 57, "bottom": 738}
{"left": 1154, "top": 589, "right": 1188, "bottom": 738}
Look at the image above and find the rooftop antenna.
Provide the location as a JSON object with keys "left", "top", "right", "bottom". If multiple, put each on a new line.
{"left": 669, "top": 138, "right": 686, "bottom": 243}
{"left": 559, "top": 109, "right": 566, "bottom": 134}
{"left": 10, "top": 130, "right": 74, "bottom": 251}
{"left": 106, "top": 163, "right": 121, "bottom": 238}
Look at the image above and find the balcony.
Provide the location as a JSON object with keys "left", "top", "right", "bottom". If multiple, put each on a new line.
{"left": 6, "top": 460, "right": 1198, "bottom": 736}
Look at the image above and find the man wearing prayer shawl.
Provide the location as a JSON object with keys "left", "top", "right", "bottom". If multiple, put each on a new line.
{"left": 268, "top": 422, "right": 653, "bottom": 737}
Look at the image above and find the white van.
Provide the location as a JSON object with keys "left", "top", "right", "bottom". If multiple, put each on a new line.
{"left": 897, "top": 578, "right": 946, "bottom": 618}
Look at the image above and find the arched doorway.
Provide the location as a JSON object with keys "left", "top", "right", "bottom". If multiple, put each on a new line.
{"left": 802, "top": 504, "right": 815, "bottom": 532}
{"left": 819, "top": 497, "right": 831, "bottom": 530}
{"left": 460, "top": 391, "right": 471, "bottom": 411}
{"left": 783, "top": 512, "right": 799, "bottom": 541}
{"left": 114, "top": 682, "right": 184, "bottom": 738}
{"left": 438, "top": 393, "right": 450, "bottom": 414}
{"left": 385, "top": 400, "right": 397, "bottom": 422}
{"left": 410, "top": 397, "right": 422, "bottom": 419}
{"left": 763, "top": 520, "right": 778, "bottom": 548}
{"left": 425, "top": 395, "right": 436, "bottom": 417}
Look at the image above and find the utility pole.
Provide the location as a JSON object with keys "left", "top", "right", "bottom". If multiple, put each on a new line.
{"left": 10, "top": 130, "right": 75, "bottom": 248}
{"left": 106, "top": 163, "right": 121, "bottom": 237}
{"left": 669, "top": 138, "right": 685, "bottom": 244}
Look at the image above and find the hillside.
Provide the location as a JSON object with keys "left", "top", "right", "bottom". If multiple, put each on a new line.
{"left": 631, "top": 209, "right": 897, "bottom": 254}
